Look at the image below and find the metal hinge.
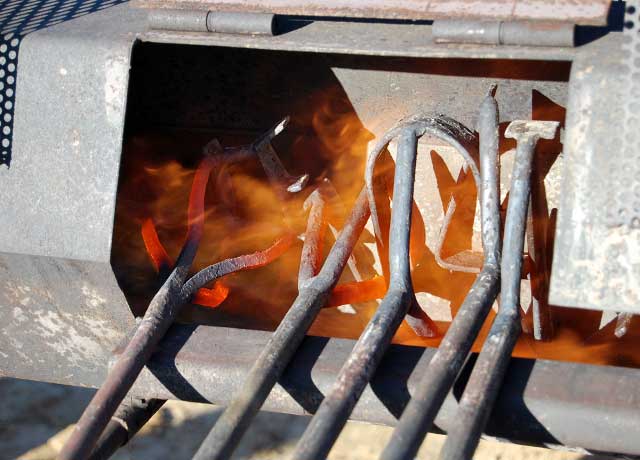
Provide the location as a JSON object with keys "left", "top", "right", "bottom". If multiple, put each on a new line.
{"left": 147, "top": 9, "right": 275, "bottom": 35}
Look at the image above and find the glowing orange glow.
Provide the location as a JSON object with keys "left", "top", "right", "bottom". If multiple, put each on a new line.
{"left": 141, "top": 218, "right": 172, "bottom": 273}
{"left": 193, "top": 282, "right": 230, "bottom": 308}
{"left": 141, "top": 216, "right": 230, "bottom": 308}
{"left": 327, "top": 276, "right": 386, "bottom": 308}
{"left": 139, "top": 154, "right": 294, "bottom": 310}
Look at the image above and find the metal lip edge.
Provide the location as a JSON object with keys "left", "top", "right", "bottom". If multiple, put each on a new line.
{"left": 137, "top": 28, "right": 577, "bottom": 61}
{"left": 130, "top": 0, "right": 611, "bottom": 26}
{"left": 117, "top": 323, "right": 640, "bottom": 456}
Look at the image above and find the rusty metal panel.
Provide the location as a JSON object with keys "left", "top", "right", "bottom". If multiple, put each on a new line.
{"left": 132, "top": 0, "right": 612, "bottom": 25}
{"left": 550, "top": 21, "right": 640, "bottom": 313}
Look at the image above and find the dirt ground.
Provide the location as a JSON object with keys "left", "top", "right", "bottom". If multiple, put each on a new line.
{"left": 0, "top": 377, "right": 614, "bottom": 460}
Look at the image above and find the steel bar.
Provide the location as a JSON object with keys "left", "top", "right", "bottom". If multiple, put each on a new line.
{"left": 615, "top": 312, "right": 633, "bottom": 338}
{"left": 180, "top": 234, "right": 293, "bottom": 300}
{"left": 439, "top": 120, "right": 559, "bottom": 460}
{"left": 87, "top": 398, "right": 165, "bottom": 460}
{"left": 527, "top": 153, "right": 555, "bottom": 340}
{"left": 191, "top": 188, "right": 371, "bottom": 460}
{"left": 252, "top": 117, "right": 309, "bottom": 197}
{"left": 289, "top": 128, "right": 419, "bottom": 460}
{"left": 298, "top": 189, "right": 327, "bottom": 290}
{"left": 292, "top": 114, "right": 478, "bottom": 457}
{"left": 59, "top": 155, "right": 215, "bottom": 460}
{"left": 380, "top": 88, "right": 502, "bottom": 460}
{"left": 365, "top": 114, "right": 479, "bottom": 249}
{"left": 364, "top": 115, "right": 478, "bottom": 339}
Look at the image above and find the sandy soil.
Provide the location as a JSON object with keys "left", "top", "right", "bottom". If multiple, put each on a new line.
{"left": 0, "top": 377, "right": 613, "bottom": 460}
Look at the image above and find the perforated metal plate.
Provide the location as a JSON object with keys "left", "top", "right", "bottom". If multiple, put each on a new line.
{"left": 550, "top": 1, "right": 640, "bottom": 313}
{"left": 0, "top": 0, "right": 127, "bottom": 168}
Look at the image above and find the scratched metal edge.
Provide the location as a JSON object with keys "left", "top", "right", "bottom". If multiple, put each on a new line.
{"left": 129, "top": 0, "right": 611, "bottom": 25}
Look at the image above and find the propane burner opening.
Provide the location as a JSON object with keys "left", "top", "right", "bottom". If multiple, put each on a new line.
{"left": 111, "top": 41, "right": 640, "bottom": 368}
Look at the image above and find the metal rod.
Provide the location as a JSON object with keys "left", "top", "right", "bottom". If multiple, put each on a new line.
{"left": 192, "top": 188, "right": 371, "bottom": 460}
{"left": 439, "top": 120, "right": 558, "bottom": 460}
{"left": 180, "top": 234, "right": 293, "bottom": 300}
{"left": 58, "top": 155, "right": 215, "bottom": 460}
{"left": 252, "top": 117, "right": 309, "bottom": 197}
{"left": 527, "top": 156, "right": 554, "bottom": 341}
{"left": 365, "top": 114, "right": 479, "bottom": 250}
{"left": 380, "top": 88, "right": 502, "bottom": 460}
{"left": 290, "top": 128, "right": 419, "bottom": 460}
{"left": 298, "top": 189, "right": 327, "bottom": 290}
{"left": 87, "top": 398, "right": 165, "bottom": 460}
{"left": 60, "top": 128, "right": 297, "bottom": 460}
{"left": 615, "top": 312, "right": 633, "bottom": 338}
{"left": 290, "top": 114, "right": 477, "bottom": 459}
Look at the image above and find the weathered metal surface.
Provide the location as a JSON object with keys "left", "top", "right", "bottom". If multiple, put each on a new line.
{"left": 0, "top": 253, "right": 134, "bottom": 387}
{"left": 549, "top": 25, "right": 640, "bottom": 313}
{"left": 0, "top": 2, "right": 571, "bottom": 391}
{"left": 120, "top": 323, "right": 640, "bottom": 457}
{"left": 0, "top": 6, "right": 145, "bottom": 388}
{"left": 88, "top": 397, "right": 166, "bottom": 460}
{"left": 1, "top": 7, "right": 145, "bottom": 262}
{"left": 141, "top": 21, "right": 578, "bottom": 61}
{"left": 133, "top": 0, "right": 611, "bottom": 25}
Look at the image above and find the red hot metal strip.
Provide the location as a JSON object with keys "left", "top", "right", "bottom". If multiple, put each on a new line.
{"left": 141, "top": 218, "right": 230, "bottom": 308}
{"left": 132, "top": 0, "right": 611, "bottom": 25}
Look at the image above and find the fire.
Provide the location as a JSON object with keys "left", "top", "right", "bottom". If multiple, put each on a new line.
{"left": 111, "top": 86, "right": 640, "bottom": 369}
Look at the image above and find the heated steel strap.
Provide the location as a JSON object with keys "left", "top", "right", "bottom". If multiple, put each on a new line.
{"left": 192, "top": 188, "right": 370, "bottom": 460}
{"left": 439, "top": 120, "right": 559, "bottom": 460}
{"left": 379, "top": 88, "right": 502, "bottom": 460}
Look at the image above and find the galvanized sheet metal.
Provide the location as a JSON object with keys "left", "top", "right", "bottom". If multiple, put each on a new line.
{"left": 132, "top": 0, "right": 611, "bottom": 25}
